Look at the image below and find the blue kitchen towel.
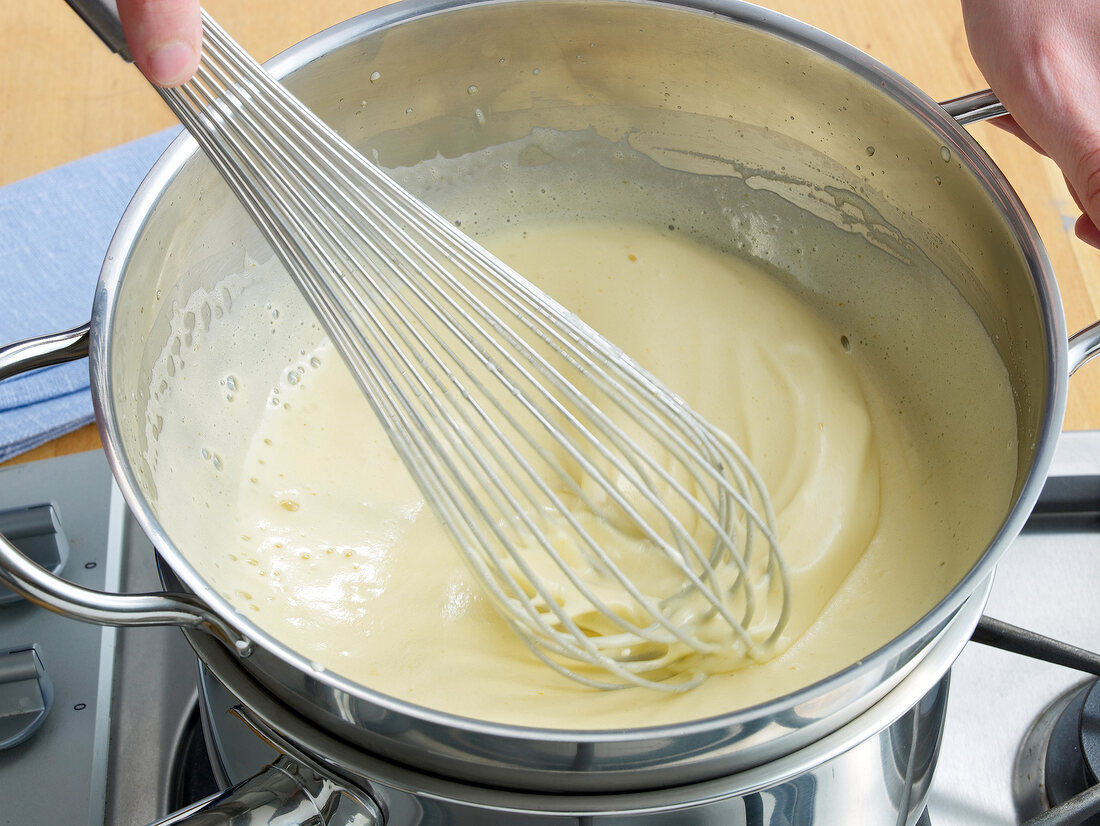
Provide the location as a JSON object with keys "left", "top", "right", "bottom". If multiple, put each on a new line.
{"left": 0, "top": 127, "right": 180, "bottom": 463}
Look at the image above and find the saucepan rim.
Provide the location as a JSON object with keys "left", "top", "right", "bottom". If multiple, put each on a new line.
{"left": 89, "top": 0, "right": 1064, "bottom": 754}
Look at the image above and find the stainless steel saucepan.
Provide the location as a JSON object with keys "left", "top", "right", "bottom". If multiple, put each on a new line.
{"left": 3, "top": 0, "right": 1099, "bottom": 800}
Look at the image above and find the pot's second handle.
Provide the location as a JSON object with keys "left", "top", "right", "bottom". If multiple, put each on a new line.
{"left": 149, "top": 754, "right": 383, "bottom": 826}
{"left": 0, "top": 325, "right": 252, "bottom": 655}
{"left": 1069, "top": 320, "right": 1100, "bottom": 376}
{"left": 149, "top": 705, "right": 386, "bottom": 826}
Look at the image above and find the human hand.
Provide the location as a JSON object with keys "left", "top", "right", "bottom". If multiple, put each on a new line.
{"left": 961, "top": 0, "right": 1100, "bottom": 248}
{"left": 116, "top": 0, "right": 201, "bottom": 88}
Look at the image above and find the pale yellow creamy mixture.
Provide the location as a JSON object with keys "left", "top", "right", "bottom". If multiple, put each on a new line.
{"left": 146, "top": 219, "right": 1017, "bottom": 728}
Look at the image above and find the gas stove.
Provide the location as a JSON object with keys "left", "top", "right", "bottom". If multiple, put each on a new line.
{"left": 0, "top": 431, "right": 1097, "bottom": 825}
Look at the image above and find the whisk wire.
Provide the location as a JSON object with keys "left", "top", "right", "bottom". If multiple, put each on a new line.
{"left": 183, "top": 64, "right": 746, "bottom": 660}
{"left": 169, "top": 62, "right": 713, "bottom": 681}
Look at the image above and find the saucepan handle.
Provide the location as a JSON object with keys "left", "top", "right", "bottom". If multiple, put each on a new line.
{"left": 148, "top": 704, "right": 386, "bottom": 826}
{"left": 939, "top": 88, "right": 1008, "bottom": 126}
{"left": 0, "top": 324, "right": 252, "bottom": 655}
{"left": 940, "top": 89, "right": 1100, "bottom": 376}
{"left": 148, "top": 754, "right": 384, "bottom": 826}
{"left": 1068, "top": 320, "right": 1100, "bottom": 375}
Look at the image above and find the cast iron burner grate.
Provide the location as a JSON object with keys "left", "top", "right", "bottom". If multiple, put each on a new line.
{"left": 976, "top": 617, "right": 1100, "bottom": 824}
{"left": 1043, "top": 680, "right": 1100, "bottom": 823}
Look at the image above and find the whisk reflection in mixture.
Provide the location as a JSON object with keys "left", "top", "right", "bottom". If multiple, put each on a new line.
{"left": 156, "top": 11, "right": 791, "bottom": 691}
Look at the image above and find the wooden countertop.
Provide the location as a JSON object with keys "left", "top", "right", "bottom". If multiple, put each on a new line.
{"left": 3, "top": 0, "right": 1098, "bottom": 467}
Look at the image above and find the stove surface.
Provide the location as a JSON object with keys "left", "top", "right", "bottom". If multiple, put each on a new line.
{"left": 0, "top": 432, "right": 1097, "bottom": 824}
{"left": 0, "top": 452, "right": 118, "bottom": 824}
{"left": 0, "top": 451, "right": 198, "bottom": 826}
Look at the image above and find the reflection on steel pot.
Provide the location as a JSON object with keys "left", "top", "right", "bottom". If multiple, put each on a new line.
{"left": 3, "top": 0, "right": 1100, "bottom": 809}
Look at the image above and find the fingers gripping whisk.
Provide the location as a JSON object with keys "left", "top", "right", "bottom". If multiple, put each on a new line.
{"left": 159, "top": 11, "right": 791, "bottom": 691}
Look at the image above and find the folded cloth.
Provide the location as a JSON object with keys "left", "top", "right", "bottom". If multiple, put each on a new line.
{"left": 0, "top": 389, "right": 94, "bottom": 462}
{"left": 0, "top": 128, "right": 179, "bottom": 463}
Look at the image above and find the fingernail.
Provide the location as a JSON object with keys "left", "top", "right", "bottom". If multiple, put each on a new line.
{"left": 146, "top": 41, "right": 197, "bottom": 87}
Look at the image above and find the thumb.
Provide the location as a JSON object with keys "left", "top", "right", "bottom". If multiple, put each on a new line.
{"left": 116, "top": 0, "right": 201, "bottom": 88}
{"left": 1060, "top": 127, "right": 1100, "bottom": 246}
{"left": 1075, "top": 214, "right": 1100, "bottom": 248}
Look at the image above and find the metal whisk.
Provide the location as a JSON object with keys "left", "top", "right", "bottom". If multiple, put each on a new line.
{"left": 116, "top": 9, "right": 791, "bottom": 690}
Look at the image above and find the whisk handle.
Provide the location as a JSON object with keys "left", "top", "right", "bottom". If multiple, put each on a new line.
{"left": 62, "top": 0, "right": 132, "bottom": 61}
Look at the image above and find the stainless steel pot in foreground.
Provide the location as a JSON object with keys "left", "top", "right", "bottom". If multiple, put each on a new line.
{"left": 3, "top": 0, "right": 1100, "bottom": 800}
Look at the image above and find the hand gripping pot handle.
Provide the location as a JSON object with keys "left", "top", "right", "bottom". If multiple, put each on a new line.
{"left": 943, "top": 89, "right": 1100, "bottom": 374}
{"left": 0, "top": 324, "right": 252, "bottom": 656}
